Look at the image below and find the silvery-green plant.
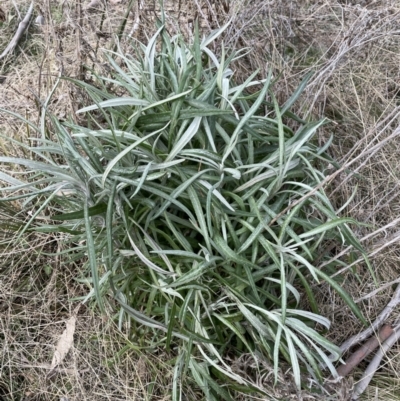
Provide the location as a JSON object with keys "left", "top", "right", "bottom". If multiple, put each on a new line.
{"left": 0, "top": 20, "right": 368, "bottom": 400}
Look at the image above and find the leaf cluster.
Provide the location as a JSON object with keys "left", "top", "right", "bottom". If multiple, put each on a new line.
{"left": 0, "top": 21, "right": 368, "bottom": 399}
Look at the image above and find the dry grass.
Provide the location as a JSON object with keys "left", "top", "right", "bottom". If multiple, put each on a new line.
{"left": 2, "top": 0, "right": 400, "bottom": 400}
{"left": 0, "top": 205, "right": 173, "bottom": 400}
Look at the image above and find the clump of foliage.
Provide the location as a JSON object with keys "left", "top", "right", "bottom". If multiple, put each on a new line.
{"left": 0, "top": 19, "right": 368, "bottom": 400}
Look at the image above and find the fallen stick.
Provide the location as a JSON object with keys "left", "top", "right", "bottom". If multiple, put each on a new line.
{"left": 337, "top": 324, "right": 394, "bottom": 378}
{"left": 351, "top": 323, "right": 400, "bottom": 400}
{"left": 340, "top": 283, "right": 400, "bottom": 354}
{"left": 323, "top": 284, "right": 400, "bottom": 371}
{"left": 0, "top": 2, "right": 34, "bottom": 61}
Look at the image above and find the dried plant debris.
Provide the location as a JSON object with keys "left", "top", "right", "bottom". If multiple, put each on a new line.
{"left": 49, "top": 314, "right": 77, "bottom": 374}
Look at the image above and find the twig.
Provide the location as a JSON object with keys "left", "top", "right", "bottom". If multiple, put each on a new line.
{"left": 0, "top": 2, "right": 34, "bottom": 61}
{"left": 340, "top": 284, "right": 400, "bottom": 354}
{"left": 351, "top": 323, "right": 400, "bottom": 400}
{"left": 336, "top": 324, "right": 394, "bottom": 378}
{"left": 317, "top": 217, "right": 400, "bottom": 277}
{"left": 354, "top": 277, "right": 400, "bottom": 304}
{"left": 11, "top": 0, "right": 21, "bottom": 20}
{"left": 128, "top": 0, "right": 143, "bottom": 38}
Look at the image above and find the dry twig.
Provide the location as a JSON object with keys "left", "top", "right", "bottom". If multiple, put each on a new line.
{"left": 351, "top": 323, "right": 400, "bottom": 400}
{"left": 0, "top": 2, "right": 34, "bottom": 61}
{"left": 340, "top": 284, "right": 400, "bottom": 354}
{"left": 128, "top": 0, "right": 143, "bottom": 38}
{"left": 337, "top": 324, "right": 394, "bottom": 378}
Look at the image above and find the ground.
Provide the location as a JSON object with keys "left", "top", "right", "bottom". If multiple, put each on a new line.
{"left": 1, "top": 1, "right": 400, "bottom": 400}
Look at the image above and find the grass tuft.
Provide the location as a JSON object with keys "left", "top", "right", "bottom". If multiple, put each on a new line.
{"left": 0, "top": 18, "right": 371, "bottom": 399}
